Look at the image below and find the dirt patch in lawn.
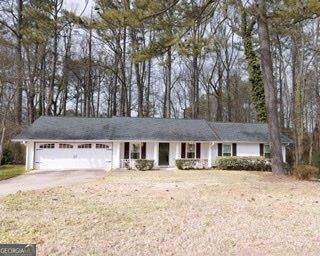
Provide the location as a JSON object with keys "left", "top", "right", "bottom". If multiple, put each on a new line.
{"left": 1, "top": 170, "right": 320, "bottom": 255}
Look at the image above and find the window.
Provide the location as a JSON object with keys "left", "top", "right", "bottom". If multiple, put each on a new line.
{"left": 59, "top": 143, "right": 73, "bottom": 149}
{"left": 39, "top": 143, "right": 55, "bottom": 149}
{"left": 186, "top": 143, "right": 196, "bottom": 158}
{"left": 78, "top": 144, "right": 92, "bottom": 149}
{"left": 264, "top": 144, "right": 271, "bottom": 159}
{"left": 96, "top": 144, "right": 110, "bottom": 149}
{"left": 223, "top": 144, "right": 232, "bottom": 156}
{"left": 130, "top": 143, "right": 141, "bottom": 159}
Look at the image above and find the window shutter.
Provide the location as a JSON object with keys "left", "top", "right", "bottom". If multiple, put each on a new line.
{"left": 232, "top": 143, "right": 237, "bottom": 156}
{"left": 260, "top": 143, "right": 264, "bottom": 157}
{"left": 181, "top": 143, "right": 186, "bottom": 158}
{"left": 141, "top": 142, "right": 146, "bottom": 159}
{"left": 124, "top": 142, "right": 130, "bottom": 159}
{"left": 218, "top": 143, "right": 222, "bottom": 156}
{"left": 196, "top": 143, "right": 201, "bottom": 158}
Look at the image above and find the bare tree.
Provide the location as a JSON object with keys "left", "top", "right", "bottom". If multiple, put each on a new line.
{"left": 256, "top": 0, "right": 285, "bottom": 175}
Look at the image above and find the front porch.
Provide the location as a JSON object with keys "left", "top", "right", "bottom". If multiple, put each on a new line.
{"left": 117, "top": 141, "right": 212, "bottom": 170}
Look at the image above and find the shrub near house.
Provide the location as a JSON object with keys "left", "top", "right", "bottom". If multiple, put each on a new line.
{"left": 175, "top": 159, "right": 208, "bottom": 170}
{"left": 216, "top": 157, "right": 271, "bottom": 171}
{"left": 135, "top": 160, "right": 154, "bottom": 171}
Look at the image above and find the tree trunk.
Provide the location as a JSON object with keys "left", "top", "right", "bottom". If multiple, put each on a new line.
{"left": 256, "top": 0, "right": 285, "bottom": 175}
{"left": 276, "top": 35, "right": 285, "bottom": 128}
{"left": 215, "top": 61, "right": 223, "bottom": 122}
{"left": 15, "top": 0, "right": 23, "bottom": 125}
{"left": 62, "top": 27, "right": 72, "bottom": 116}
{"left": 135, "top": 62, "right": 144, "bottom": 117}
{"left": 226, "top": 69, "right": 232, "bottom": 121}
{"left": 191, "top": 54, "right": 199, "bottom": 119}
{"left": 0, "top": 125, "right": 5, "bottom": 164}
{"left": 237, "top": 0, "right": 267, "bottom": 123}
{"left": 164, "top": 48, "right": 172, "bottom": 118}
{"left": 45, "top": 2, "right": 59, "bottom": 116}
{"left": 291, "top": 27, "right": 304, "bottom": 165}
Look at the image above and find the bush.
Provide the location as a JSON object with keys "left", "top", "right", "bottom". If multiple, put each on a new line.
{"left": 216, "top": 157, "right": 271, "bottom": 171}
{"left": 293, "top": 165, "right": 319, "bottom": 180}
{"left": 1, "top": 143, "right": 25, "bottom": 165}
{"left": 175, "top": 159, "right": 207, "bottom": 170}
{"left": 1, "top": 146, "right": 14, "bottom": 165}
{"left": 134, "top": 159, "right": 154, "bottom": 171}
{"left": 312, "top": 152, "right": 320, "bottom": 170}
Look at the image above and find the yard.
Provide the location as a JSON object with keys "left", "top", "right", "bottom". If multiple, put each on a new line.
{"left": 1, "top": 170, "right": 320, "bottom": 255}
{"left": 0, "top": 165, "right": 25, "bottom": 181}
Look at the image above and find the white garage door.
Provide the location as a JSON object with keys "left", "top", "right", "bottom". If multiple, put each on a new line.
{"left": 34, "top": 142, "right": 112, "bottom": 170}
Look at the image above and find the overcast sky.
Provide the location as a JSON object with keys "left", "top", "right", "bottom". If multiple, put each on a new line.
{"left": 63, "top": 0, "right": 94, "bottom": 17}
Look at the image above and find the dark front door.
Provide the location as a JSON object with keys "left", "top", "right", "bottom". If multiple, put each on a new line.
{"left": 158, "top": 143, "right": 169, "bottom": 166}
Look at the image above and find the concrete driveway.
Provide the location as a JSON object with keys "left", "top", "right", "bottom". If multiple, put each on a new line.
{"left": 0, "top": 169, "right": 106, "bottom": 196}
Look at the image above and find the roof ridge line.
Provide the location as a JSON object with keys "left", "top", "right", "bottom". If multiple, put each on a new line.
{"left": 112, "top": 116, "right": 208, "bottom": 121}
{"left": 211, "top": 121, "right": 267, "bottom": 125}
{"left": 205, "top": 121, "right": 221, "bottom": 141}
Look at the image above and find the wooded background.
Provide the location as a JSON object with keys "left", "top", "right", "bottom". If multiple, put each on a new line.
{"left": 0, "top": 0, "right": 319, "bottom": 171}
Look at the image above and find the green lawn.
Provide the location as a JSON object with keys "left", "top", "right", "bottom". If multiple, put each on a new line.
{"left": 0, "top": 165, "right": 25, "bottom": 181}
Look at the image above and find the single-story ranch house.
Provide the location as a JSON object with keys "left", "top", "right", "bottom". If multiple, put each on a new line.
{"left": 13, "top": 116, "right": 291, "bottom": 171}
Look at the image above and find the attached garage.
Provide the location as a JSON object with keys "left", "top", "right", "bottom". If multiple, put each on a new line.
{"left": 34, "top": 142, "right": 112, "bottom": 171}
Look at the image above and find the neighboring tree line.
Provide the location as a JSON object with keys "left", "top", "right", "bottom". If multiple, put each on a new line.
{"left": 0, "top": 0, "right": 319, "bottom": 174}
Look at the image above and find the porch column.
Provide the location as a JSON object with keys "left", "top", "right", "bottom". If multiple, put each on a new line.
{"left": 208, "top": 143, "right": 213, "bottom": 168}
{"left": 175, "top": 143, "right": 180, "bottom": 159}
{"left": 112, "top": 142, "right": 121, "bottom": 169}
{"left": 153, "top": 143, "right": 158, "bottom": 166}
{"left": 27, "top": 141, "right": 35, "bottom": 171}
{"left": 25, "top": 142, "right": 29, "bottom": 171}
{"left": 282, "top": 146, "right": 286, "bottom": 163}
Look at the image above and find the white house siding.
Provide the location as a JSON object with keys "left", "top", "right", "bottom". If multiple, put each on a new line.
{"left": 146, "top": 142, "right": 156, "bottom": 161}
{"left": 169, "top": 142, "right": 178, "bottom": 166}
{"left": 237, "top": 143, "right": 260, "bottom": 157}
{"left": 201, "top": 143, "right": 210, "bottom": 159}
{"left": 211, "top": 143, "right": 218, "bottom": 165}
{"left": 24, "top": 140, "right": 288, "bottom": 171}
{"left": 118, "top": 141, "right": 211, "bottom": 168}
{"left": 211, "top": 142, "right": 288, "bottom": 166}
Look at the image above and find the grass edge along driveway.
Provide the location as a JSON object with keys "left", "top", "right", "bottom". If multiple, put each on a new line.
{"left": 0, "top": 165, "right": 25, "bottom": 181}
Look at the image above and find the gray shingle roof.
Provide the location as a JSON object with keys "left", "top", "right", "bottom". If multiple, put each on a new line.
{"left": 108, "top": 117, "right": 218, "bottom": 141}
{"left": 14, "top": 116, "right": 292, "bottom": 143}
{"left": 14, "top": 116, "right": 112, "bottom": 140}
{"left": 14, "top": 116, "right": 218, "bottom": 141}
{"left": 208, "top": 122, "right": 292, "bottom": 143}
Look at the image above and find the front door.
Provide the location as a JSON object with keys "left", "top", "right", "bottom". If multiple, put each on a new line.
{"left": 158, "top": 143, "right": 170, "bottom": 166}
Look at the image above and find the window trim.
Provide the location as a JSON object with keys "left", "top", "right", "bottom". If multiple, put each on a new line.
{"left": 264, "top": 144, "right": 271, "bottom": 159}
{"left": 59, "top": 143, "right": 73, "bottom": 149}
{"left": 186, "top": 142, "right": 196, "bottom": 159}
{"left": 222, "top": 144, "right": 232, "bottom": 157}
{"left": 96, "top": 143, "right": 110, "bottom": 149}
{"left": 78, "top": 143, "right": 92, "bottom": 149}
{"left": 129, "top": 142, "right": 142, "bottom": 160}
{"left": 39, "top": 143, "right": 55, "bottom": 149}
